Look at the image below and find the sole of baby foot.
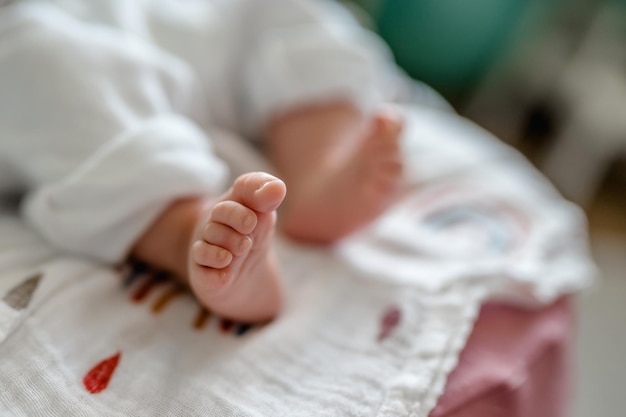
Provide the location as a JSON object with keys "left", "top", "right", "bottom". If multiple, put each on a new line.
{"left": 188, "top": 172, "right": 286, "bottom": 322}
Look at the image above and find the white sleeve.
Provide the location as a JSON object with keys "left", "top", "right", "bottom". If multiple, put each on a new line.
{"left": 0, "top": 4, "right": 228, "bottom": 263}
{"left": 237, "top": 0, "right": 395, "bottom": 134}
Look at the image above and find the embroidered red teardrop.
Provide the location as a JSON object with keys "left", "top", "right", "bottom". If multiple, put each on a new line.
{"left": 83, "top": 352, "right": 121, "bottom": 394}
{"left": 378, "top": 306, "right": 401, "bottom": 342}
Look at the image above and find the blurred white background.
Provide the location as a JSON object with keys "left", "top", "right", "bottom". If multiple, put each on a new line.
{"left": 351, "top": 0, "right": 626, "bottom": 415}
{"left": 458, "top": 2, "right": 626, "bottom": 415}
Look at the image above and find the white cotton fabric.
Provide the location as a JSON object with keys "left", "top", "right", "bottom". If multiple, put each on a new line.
{"left": 0, "top": 0, "right": 391, "bottom": 263}
{"left": 0, "top": 106, "right": 597, "bottom": 417}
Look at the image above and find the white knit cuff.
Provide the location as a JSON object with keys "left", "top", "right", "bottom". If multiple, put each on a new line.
{"left": 22, "top": 115, "right": 227, "bottom": 263}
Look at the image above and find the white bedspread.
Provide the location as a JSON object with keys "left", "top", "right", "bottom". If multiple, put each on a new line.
{"left": 0, "top": 107, "right": 596, "bottom": 416}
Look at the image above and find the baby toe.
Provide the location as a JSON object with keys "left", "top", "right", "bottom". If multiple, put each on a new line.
{"left": 231, "top": 173, "right": 287, "bottom": 214}
{"left": 202, "top": 222, "right": 253, "bottom": 256}
{"left": 191, "top": 240, "right": 233, "bottom": 269}
{"left": 210, "top": 201, "right": 257, "bottom": 235}
{"left": 375, "top": 109, "right": 404, "bottom": 137}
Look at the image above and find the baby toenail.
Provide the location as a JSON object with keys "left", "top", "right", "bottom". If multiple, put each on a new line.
{"left": 217, "top": 249, "right": 229, "bottom": 261}
{"left": 240, "top": 237, "right": 252, "bottom": 251}
{"left": 243, "top": 214, "right": 254, "bottom": 228}
{"left": 256, "top": 180, "right": 274, "bottom": 191}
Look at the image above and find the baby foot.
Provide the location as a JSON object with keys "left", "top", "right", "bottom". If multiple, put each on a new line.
{"left": 280, "top": 111, "right": 404, "bottom": 243}
{"left": 188, "top": 172, "right": 286, "bottom": 322}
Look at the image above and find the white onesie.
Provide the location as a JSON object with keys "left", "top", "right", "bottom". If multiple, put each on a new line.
{"left": 0, "top": 0, "right": 392, "bottom": 263}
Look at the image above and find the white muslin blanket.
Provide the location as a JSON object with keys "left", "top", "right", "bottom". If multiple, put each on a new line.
{"left": 0, "top": 107, "right": 596, "bottom": 416}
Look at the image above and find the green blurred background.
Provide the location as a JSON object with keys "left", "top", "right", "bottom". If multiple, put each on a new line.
{"left": 351, "top": 0, "right": 563, "bottom": 99}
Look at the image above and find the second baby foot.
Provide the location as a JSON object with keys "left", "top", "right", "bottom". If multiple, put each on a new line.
{"left": 188, "top": 172, "right": 286, "bottom": 322}
{"left": 280, "top": 111, "right": 404, "bottom": 243}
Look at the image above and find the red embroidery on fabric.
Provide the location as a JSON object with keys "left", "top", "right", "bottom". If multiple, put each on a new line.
{"left": 194, "top": 307, "right": 211, "bottom": 330}
{"left": 220, "top": 319, "right": 234, "bottom": 333}
{"left": 131, "top": 274, "right": 165, "bottom": 302}
{"left": 83, "top": 352, "right": 121, "bottom": 394}
{"left": 378, "top": 306, "right": 401, "bottom": 341}
{"left": 151, "top": 286, "right": 185, "bottom": 313}
{"left": 119, "top": 263, "right": 254, "bottom": 336}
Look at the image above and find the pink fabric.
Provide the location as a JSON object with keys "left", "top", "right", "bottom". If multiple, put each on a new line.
{"left": 430, "top": 298, "right": 574, "bottom": 417}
